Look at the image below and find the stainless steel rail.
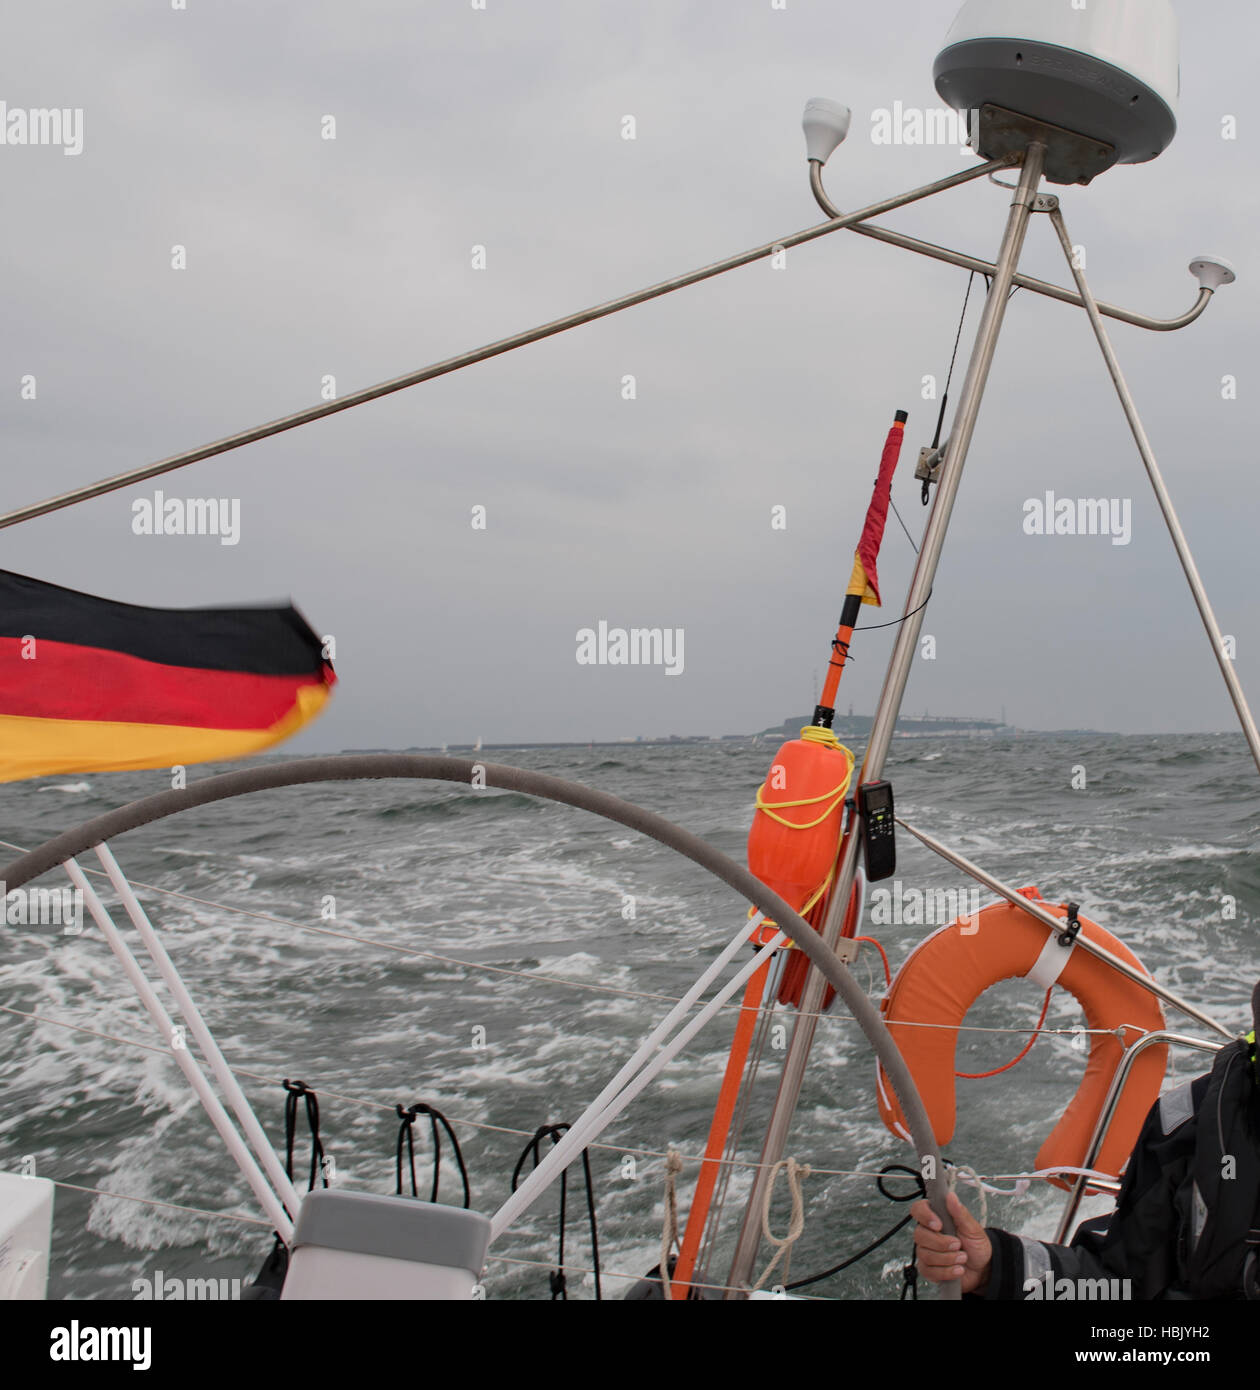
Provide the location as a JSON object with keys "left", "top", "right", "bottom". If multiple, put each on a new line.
{"left": 1049, "top": 207, "right": 1260, "bottom": 780}
{"left": 1052, "top": 1030, "right": 1223, "bottom": 1244}
{"left": 895, "top": 815, "right": 1234, "bottom": 1041}
{"left": 809, "top": 161, "right": 1214, "bottom": 333}
{"left": 0, "top": 158, "right": 1011, "bottom": 533}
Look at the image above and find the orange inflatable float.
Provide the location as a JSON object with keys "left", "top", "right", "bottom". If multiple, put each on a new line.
{"left": 746, "top": 726, "right": 857, "bottom": 1007}
{"left": 876, "top": 889, "right": 1167, "bottom": 1188}
{"left": 747, "top": 728, "right": 852, "bottom": 914}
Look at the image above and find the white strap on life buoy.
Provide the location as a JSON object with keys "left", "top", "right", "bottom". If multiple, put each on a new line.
{"left": 1026, "top": 927, "right": 1076, "bottom": 991}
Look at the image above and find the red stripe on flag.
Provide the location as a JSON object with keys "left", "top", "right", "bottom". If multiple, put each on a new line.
{"left": 0, "top": 637, "right": 334, "bottom": 730}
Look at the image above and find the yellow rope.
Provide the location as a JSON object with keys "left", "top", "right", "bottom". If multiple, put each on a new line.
{"left": 753, "top": 732, "right": 854, "bottom": 830}
{"left": 757, "top": 860, "right": 839, "bottom": 942}
{"left": 798, "top": 874, "right": 833, "bottom": 917}
{"left": 750, "top": 729, "right": 853, "bottom": 935}
{"left": 798, "top": 725, "right": 846, "bottom": 750}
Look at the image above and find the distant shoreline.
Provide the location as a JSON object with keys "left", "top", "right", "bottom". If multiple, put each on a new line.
{"left": 341, "top": 720, "right": 1124, "bottom": 755}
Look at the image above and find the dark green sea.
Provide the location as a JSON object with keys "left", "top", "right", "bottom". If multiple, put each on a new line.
{"left": 0, "top": 732, "right": 1256, "bottom": 1299}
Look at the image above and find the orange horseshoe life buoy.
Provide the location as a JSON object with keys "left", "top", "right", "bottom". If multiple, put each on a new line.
{"left": 876, "top": 889, "right": 1167, "bottom": 1189}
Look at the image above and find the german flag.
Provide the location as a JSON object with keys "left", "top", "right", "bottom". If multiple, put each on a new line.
{"left": 0, "top": 569, "right": 335, "bottom": 783}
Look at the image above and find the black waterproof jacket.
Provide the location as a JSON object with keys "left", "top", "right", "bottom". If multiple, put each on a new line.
{"left": 979, "top": 1035, "right": 1260, "bottom": 1302}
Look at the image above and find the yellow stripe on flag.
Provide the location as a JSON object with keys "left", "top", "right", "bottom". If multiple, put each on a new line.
{"left": 0, "top": 684, "right": 330, "bottom": 783}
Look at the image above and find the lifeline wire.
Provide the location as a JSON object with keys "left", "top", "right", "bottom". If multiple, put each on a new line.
{"left": 0, "top": 1001, "right": 1109, "bottom": 1186}
{"left": 784, "top": 1162, "right": 925, "bottom": 1292}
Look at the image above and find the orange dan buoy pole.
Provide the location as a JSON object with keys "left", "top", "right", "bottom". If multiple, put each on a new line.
{"left": 815, "top": 590, "right": 864, "bottom": 717}
{"left": 814, "top": 410, "right": 908, "bottom": 728}
{"left": 670, "top": 410, "right": 908, "bottom": 1299}
{"left": 670, "top": 933, "right": 777, "bottom": 1299}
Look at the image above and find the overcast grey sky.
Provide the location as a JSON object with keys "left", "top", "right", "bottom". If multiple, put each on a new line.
{"left": 2, "top": 0, "right": 1257, "bottom": 748}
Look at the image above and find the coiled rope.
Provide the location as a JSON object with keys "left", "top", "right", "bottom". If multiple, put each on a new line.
{"left": 396, "top": 1102, "right": 470, "bottom": 1208}
{"left": 658, "top": 1149, "right": 684, "bottom": 1300}
{"left": 753, "top": 1157, "right": 812, "bottom": 1291}
{"left": 510, "top": 1123, "right": 601, "bottom": 1300}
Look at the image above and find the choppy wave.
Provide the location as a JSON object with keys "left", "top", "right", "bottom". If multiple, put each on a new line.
{"left": 0, "top": 733, "right": 1256, "bottom": 1299}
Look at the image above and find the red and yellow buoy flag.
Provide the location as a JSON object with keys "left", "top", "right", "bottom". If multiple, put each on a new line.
{"left": 845, "top": 410, "right": 906, "bottom": 608}
{"left": 817, "top": 410, "right": 908, "bottom": 718}
{"left": 0, "top": 569, "right": 335, "bottom": 782}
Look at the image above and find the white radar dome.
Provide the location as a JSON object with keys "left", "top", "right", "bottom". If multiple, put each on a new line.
{"left": 935, "top": 0, "right": 1179, "bottom": 177}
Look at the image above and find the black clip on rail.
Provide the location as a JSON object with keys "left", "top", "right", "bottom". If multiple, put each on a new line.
{"left": 1058, "top": 902, "right": 1082, "bottom": 948}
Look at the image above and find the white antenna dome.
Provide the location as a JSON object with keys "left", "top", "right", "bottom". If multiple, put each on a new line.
{"left": 935, "top": 0, "right": 1179, "bottom": 183}
{"left": 802, "top": 98, "right": 851, "bottom": 165}
{"left": 1189, "top": 257, "right": 1237, "bottom": 292}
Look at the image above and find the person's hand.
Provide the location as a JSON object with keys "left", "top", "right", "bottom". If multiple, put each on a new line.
{"left": 910, "top": 1190, "right": 992, "bottom": 1294}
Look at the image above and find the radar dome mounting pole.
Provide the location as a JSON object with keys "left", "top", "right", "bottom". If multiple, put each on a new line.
{"left": 1047, "top": 209, "right": 1259, "bottom": 776}
{"left": 726, "top": 138, "right": 1048, "bottom": 1294}
{"left": 727, "top": 0, "right": 1223, "bottom": 1293}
